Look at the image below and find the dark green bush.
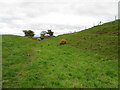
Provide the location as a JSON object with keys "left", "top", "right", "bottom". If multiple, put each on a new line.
{"left": 23, "top": 30, "right": 35, "bottom": 37}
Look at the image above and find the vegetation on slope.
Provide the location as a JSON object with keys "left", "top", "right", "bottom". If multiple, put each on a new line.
{"left": 2, "top": 20, "right": 118, "bottom": 88}
{"left": 50, "top": 20, "right": 118, "bottom": 59}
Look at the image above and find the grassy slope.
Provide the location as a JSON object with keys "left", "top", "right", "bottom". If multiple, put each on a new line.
{"left": 2, "top": 20, "right": 118, "bottom": 88}
{"left": 0, "top": 35, "right": 2, "bottom": 89}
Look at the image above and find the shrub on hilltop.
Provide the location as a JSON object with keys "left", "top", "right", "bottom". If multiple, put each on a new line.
{"left": 23, "top": 30, "right": 35, "bottom": 37}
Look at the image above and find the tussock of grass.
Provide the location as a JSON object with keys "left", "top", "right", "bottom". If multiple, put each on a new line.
{"left": 2, "top": 20, "right": 118, "bottom": 88}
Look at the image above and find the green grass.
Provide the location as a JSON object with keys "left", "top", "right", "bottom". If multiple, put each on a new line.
{"left": 0, "top": 35, "right": 2, "bottom": 89}
{"left": 2, "top": 20, "right": 119, "bottom": 88}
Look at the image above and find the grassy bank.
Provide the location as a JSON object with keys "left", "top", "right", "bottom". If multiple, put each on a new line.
{"left": 2, "top": 20, "right": 118, "bottom": 88}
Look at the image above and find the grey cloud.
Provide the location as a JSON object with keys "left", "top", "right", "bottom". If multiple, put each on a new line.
{"left": 19, "top": 2, "right": 69, "bottom": 18}
{"left": 66, "top": 2, "right": 117, "bottom": 18}
{"left": 0, "top": 0, "right": 118, "bottom": 36}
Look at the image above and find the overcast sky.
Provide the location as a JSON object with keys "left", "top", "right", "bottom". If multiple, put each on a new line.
{"left": 0, "top": 0, "right": 119, "bottom": 36}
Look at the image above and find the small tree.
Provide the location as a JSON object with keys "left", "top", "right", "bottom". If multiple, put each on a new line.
{"left": 47, "top": 30, "right": 54, "bottom": 36}
{"left": 40, "top": 31, "right": 47, "bottom": 39}
{"left": 23, "top": 30, "right": 35, "bottom": 37}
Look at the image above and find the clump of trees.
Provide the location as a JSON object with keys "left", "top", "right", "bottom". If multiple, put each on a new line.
{"left": 40, "top": 30, "right": 54, "bottom": 39}
{"left": 23, "top": 30, "right": 35, "bottom": 37}
{"left": 23, "top": 30, "right": 54, "bottom": 40}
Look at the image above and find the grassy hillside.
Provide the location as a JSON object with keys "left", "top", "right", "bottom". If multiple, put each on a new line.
{"left": 0, "top": 35, "right": 2, "bottom": 89}
{"left": 2, "top": 20, "right": 118, "bottom": 88}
